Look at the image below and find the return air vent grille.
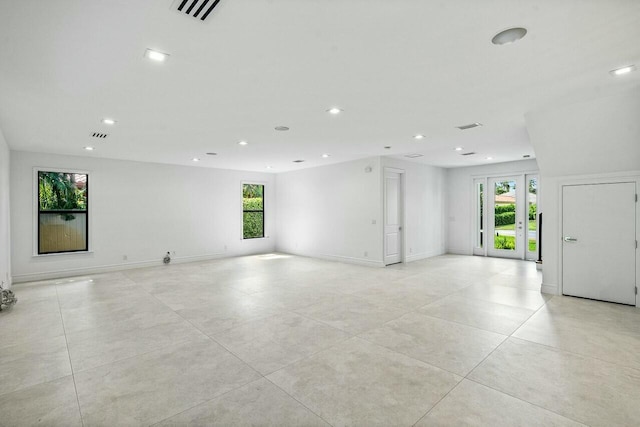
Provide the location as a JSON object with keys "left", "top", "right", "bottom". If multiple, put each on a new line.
{"left": 460, "top": 152, "right": 476, "bottom": 156}
{"left": 174, "top": 0, "right": 222, "bottom": 21}
{"left": 404, "top": 153, "right": 423, "bottom": 158}
{"left": 91, "top": 132, "right": 108, "bottom": 139}
{"left": 456, "top": 122, "right": 482, "bottom": 130}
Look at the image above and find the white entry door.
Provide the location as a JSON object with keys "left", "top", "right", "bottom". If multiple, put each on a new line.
{"left": 487, "top": 176, "right": 526, "bottom": 259}
{"left": 562, "top": 182, "right": 637, "bottom": 305}
{"left": 384, "top": 170, "right": 403, "bottom": 265}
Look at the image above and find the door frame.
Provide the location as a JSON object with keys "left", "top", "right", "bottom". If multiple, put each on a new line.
{"left": 487, "top": 175, "right": 525, "bottom": 259}
{"left": 383, "top": 167, "right": 405, "bottom": 266}
{"left": 557, "top": 174, "right": 639, "bottom": 307}
{"left": 470, "top": 169, "right": 540, "bottom": 259}
{"left": 525, "top": 174, "right": 540, "bottom": 261}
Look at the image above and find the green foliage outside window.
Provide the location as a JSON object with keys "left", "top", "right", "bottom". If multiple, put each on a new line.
{"left": 243, "top": 184, "right": 264, "bottom": 239}
{"left": 38, "top": 172, "right": 87, "bottom": 221}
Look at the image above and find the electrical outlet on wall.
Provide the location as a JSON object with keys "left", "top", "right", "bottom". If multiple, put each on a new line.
{"left": 364, "top": 251, "right": 368, "bottom": 257}
{"left": 410, "top": 248, "right": 413, "bottom": 253}
{"left": 224, "top": 245, "right": 227, "bottom": 251}
{"left": 122, "top": 255, "right": 128, "bottom": 261}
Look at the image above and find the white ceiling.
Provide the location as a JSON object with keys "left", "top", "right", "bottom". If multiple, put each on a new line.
{"left": 0, "top": 0, "right": 639, "bottom": 172}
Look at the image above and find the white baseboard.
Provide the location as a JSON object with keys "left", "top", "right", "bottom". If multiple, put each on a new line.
{"left": 541, "top": 283, "right": 558, "bottom": 295}
{"left": 446, "top": 247, "right": 472, "bottom": 255}
{"left": 277, "top": 249, "right": 385, "bottom": 268}
{"left": 12, "top": 252, "right": 229, "bottom": 283}
{"left": 316, "top": 253, "right": 385, "bottom": 268}
{"left": 405, "top": 250, "right": 445, "bottom": 263}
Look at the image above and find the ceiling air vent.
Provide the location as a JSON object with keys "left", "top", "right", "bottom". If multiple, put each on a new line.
{"left": 91, "top": 132, "right": 108, "bottom": 139}
{"left": 456, "top": 122, "right": 482, "bottom": 130}
{"left": 174, "top": 0, "right": 222, "bottom": 21}
{"left": 460, "top": 152, "right": 476, "bottom": 156}
{"left": 404, "top": 153, "right": 423, "bottom": 158}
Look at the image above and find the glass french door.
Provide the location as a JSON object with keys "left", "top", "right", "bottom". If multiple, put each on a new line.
{"left": 487, "top": 176, "right": 525, "bottom": 259}
{"left": 525, "top": 175, "right": 538, "bottom": 260}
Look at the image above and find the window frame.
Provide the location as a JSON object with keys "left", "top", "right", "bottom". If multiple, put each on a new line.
{"left": 241, "top": 181, "right": 266, "bottom": 240}
{"left": 33, "top": 167, "right": 91, "bottom": 256}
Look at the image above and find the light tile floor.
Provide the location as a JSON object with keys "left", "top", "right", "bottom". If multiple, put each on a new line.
{"left": 1, "top": 254, "right": 639, "bottom": 426}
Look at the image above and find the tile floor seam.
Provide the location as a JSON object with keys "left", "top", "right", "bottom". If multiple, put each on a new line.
{"left": 421, "top": 290, "right": 541, "bottom": 313}
{"left": 54, "top": 284, "right": 85, "bottom": 427}
{"left": 211, "top": 325, "right": 356, "bottom": 378}
{"left": 61, "top": 281, "right": 219, "bottom": 375}
{"left": 147, "top": 289, "right": 269, "bottom": 383}
{"left": 262, "top": 376, "right": 336, "bottom": 427}
{"left": 407, "top": 311, "right": 513, "bottom": 338}
{"left": 461, "top": 294, "right": 554, "bottom": 382}
{"left": 147, "top": 377, "right": 272, "bottom": 427}
{"left": 504, "top": 335, "right": 640, "bottom": 374}
{"left": 443, "top": 294, "right": 589, "bottom": 425}
{"left": 353, "top": 334, "right": 466, "bottom": 378}
{"left": 410, "top": 378, "right": 466, "bottom": 427}
{"left": 461, "top": 377, "right": 591, "bottom": 427}
{"left": 288, "top": 307, "right": 371, "bottom": 336}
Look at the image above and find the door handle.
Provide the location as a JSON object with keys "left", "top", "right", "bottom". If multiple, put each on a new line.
{"left": 563, "top": 237, "right": 578, "bottom": 242}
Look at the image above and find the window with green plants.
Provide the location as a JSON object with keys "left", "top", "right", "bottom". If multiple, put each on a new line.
{"left": 38, "top": 171, "right": 88, "bottom": 254}
{"left": 242, "top": 183, "right": 264, "bottom": 239}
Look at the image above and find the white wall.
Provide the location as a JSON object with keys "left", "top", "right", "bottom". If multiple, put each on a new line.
{"left": 381, "top": 157, "right": 447, "bottom": 262}
{"left": 446, "top": 159, "right": 540, "bottom": 255}
{"left": 10, "top": 151, "right": 276, "bottom": 282}
{"left": 276, "top": 157, "right": 384, "bottom": 266}
{"left": 526, "top": 89, "right": 640, "bottom": 295}
{"left": 0, "top": 127, "right": 10, "bottom": 289}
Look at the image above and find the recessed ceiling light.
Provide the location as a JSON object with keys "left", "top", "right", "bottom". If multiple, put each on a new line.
{"left": 486, "top": 156, "right": 493, "bottom": 160}
{"left": 266, "top": 166, "right": 273, "bottom": 169}
{"left": 192, "top": 158, "right": 200, "bottom": 162}
{"left": 102, "top": 118, "right": 116, "bottom": 125}
{"left": 491, "top": 27, "right": 527, "bottom": 45}
{"left": 144, "top": 48, "right": 169, "bottom": 62}
{"left": 84, "top": 146, "right": 94, "bottom": 151}
{"left": 413, "top": 134, "right": 426, "bottom": 140}
{"left": 238, "top": 141, "right": 248, "bottom": 146}
{"left": 610, "top": 65, "right": 636, "bottom": 76}
{"left": 275, "top": 126, "right": 290, "bottom": 131}
{"left": 405, "top": 153, "right": 423, "bottom": 158}
{"left": 455, "top": 147, "right": 463, "bottom": 151}
{"left": 322, "top": 154, "right": 331, "bottom": 158}
{"left": 327, "top": 107, "right": 342, "bottom": 115}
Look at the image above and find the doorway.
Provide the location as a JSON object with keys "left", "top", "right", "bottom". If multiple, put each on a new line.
{"left": 487, "top": 176, "right": 525, "bottom": 259}
{"left": 473, "top": 173, "right": 540, "bottom": 261}
{"left": 562, "top": 182, "right": 637, "bottom": 305}
{"left": 384, "top": 169, "right": 404, "bottom": 266}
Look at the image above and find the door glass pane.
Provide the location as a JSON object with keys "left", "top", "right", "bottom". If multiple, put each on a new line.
{"left": 476, "top": 182, "right": 484, "bottom": 248}
{"left": 494, "top": 180, "right": 516, "bottom": 251}
{"left": 528, "top": 178, "right": 537, "bottom": 253}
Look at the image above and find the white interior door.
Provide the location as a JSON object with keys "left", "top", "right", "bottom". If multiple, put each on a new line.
{"left": 562, "top": 182, "right": 636, "bottom": 305}
{"left": 487, "top": 176, "right": 525, "bottom": 259}
{"left": 384, "top": 171, "right": 402, "bottom": 265}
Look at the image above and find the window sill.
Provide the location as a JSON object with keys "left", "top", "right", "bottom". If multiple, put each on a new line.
{"left": 33, "top": 251, "right": 94, "bottom": 258}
